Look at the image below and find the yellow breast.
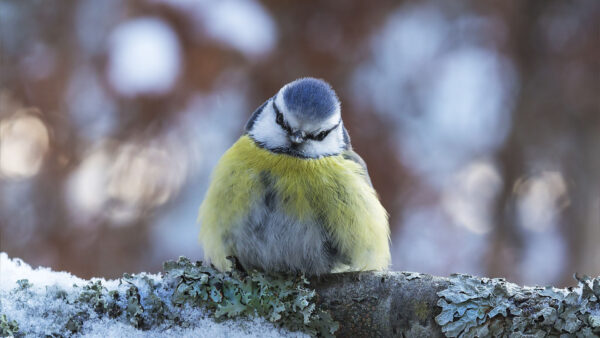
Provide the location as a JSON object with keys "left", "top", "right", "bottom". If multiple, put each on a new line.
{"left": 198, "top": 135, "right": 390, "bottom": 272}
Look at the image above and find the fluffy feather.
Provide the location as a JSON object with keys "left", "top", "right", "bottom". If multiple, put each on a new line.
{"left": 247, "top": 78, "right": 345, "bottom": 159}
{"left": 198, "top": 135, "right": 390, "bottom": 274}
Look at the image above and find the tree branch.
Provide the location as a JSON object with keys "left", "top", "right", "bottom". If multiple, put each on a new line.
{"left": 313, "top": 271, "right": 600, "bottom": 337}
{"left": 1, "top": 254, "right": 599, "bottom": 337}
{"left": 313, "top": 271, "right": 448, "bottom": 337}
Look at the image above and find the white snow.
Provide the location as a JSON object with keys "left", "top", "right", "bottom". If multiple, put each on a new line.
{"left": 107, "top": 17, "right": 181, "bottom": 97}
{"left": 79, "top": 316, "right": 302, "bottom": 338}
{"left": 0, "top": 253, "right": 88, "bottom": 292}
{"left": 0, "top": 253, "right": 306, "bottom": 337}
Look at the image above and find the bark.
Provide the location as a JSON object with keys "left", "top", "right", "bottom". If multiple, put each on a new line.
{"left": 312, "top": 272, "right": 447, "bottom": 337}
{"left": 311, "top": 271, "right": 600, "bottom": 337}
{"left": 2, "top": 254, "right": 599, "bottom": 337}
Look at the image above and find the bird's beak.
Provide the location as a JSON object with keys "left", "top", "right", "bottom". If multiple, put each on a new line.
{"left": 289, "top": 130, "right": 306, "bottom": 145}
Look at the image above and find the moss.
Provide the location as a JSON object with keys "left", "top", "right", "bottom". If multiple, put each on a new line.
{"left": 435, "top": 274, "right": 600, "bottom": 337}
{"left": 166, "top": 256, "right": 339, "bottom": 337}
{"left": 65, "top": 311, "right": 89, "bottom": 333}
{"left": 4, "top": 256, "right": 337, "bottom": 337}
{"left": 0, "top": 314, "right": 20, "bottom": 337}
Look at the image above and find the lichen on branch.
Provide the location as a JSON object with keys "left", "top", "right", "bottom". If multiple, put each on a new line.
{"left": 0, "top": 255, "right": 337, "bottom": 337}
{"left": 435, "top": 274, "right": 600, "bottom": 337}
{"left": 165, "top": 257, "right": 338, "bottom": 336}
{"left": 2, "top": 252, "right": 599, "bottom": 337}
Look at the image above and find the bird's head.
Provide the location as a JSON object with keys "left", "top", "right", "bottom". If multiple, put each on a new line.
{"left": 246, "top": 77, "right": 348, "bottom": 158}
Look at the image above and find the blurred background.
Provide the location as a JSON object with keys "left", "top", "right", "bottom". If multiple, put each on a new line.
{"left": 0, "top": 0, "right": 599, "bottom": 287}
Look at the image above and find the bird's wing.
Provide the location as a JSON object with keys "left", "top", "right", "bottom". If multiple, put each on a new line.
{"left": 342, "top": 148, "right": 373, "bottom": 188}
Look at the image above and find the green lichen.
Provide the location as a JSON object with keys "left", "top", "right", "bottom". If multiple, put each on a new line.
{"left": 435, "top": 273, "right": 600, "bottom": 337}
{"left": 4, "top": 256, "right": 337, "bottom": 337}
{"left": 65, "top": 311, "right": 89, "bottom": 333}
{"left": 0, "top": 314, "right": 20, "bottom": 337}
{"left": 62, "top": 269, "right": 196, "bottom": 333}
{"left": 165, "top": 256, "right": 339, "bottom": 337}
{"left": 16, "top": 279, "right": 31, "bottom": 290}
{"left": 402, "top": 271, "right": 424, "bottom": 281}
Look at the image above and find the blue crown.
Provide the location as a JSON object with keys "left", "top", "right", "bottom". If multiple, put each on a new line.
{"left": 283, "top": 78, "right": 339, "bottom": 121}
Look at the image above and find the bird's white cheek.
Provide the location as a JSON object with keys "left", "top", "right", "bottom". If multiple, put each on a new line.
{"left": 249, "top": 107, "right": 289, "bottom": 149}
{"left": 302, "top": 129, "right": 344, "bottom": 157}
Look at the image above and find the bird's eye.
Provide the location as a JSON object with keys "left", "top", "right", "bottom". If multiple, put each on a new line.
{"left": 313, "top": 130, "right": 329, "bottom": 141}
{"left": 316, "top": 130, "right": 329, "bottom": 141}
{"left": 273, "top": 103, "right": 292, "bottom": 133}
{"left": 273, "top": 103, "right": 284, "bottom": 124}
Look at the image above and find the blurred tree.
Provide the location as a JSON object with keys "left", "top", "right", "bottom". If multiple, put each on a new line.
{"left": 0, "top": 0, "right": 598, "bottom": 285}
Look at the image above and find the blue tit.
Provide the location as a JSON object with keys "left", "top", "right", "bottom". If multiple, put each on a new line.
{"left": 198, "top": 77, "right": 390, "bottom": 276}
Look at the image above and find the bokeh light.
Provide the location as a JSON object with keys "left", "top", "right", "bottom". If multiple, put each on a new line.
{"left": 107, "top": 17, "right": 182, "bottom": 96}
{"left": 0, "top": 0, "right": 598, "bottom": 286}
{"left": 0, "top": 110, "right": 50, "bottom": 179}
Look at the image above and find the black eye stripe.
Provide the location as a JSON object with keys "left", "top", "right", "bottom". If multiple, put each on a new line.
{"left": 273, "top": 102, "right": 292, "bottom": 133}
{"left": 307, "top": 121, "right": 340, "bottom": 141}
{"left": 273, "top": 100, "right": 339, "bottom": 141}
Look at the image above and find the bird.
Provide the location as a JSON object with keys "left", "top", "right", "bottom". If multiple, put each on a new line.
{"left": 198, "top": 77, "right": 390, "bottom": 276}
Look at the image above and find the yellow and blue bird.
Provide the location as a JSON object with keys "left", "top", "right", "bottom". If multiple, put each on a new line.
{"left": 199, "top": 77, "right": 390, "bottom": 276}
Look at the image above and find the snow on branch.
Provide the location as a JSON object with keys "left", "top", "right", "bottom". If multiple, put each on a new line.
{"left": 1, "top": 253, "right": 599, "bottom": 337}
